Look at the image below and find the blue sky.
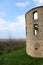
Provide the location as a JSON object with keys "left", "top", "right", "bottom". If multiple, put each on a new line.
{"left": 0, "top": 0, "right": 43, "bottom": 39}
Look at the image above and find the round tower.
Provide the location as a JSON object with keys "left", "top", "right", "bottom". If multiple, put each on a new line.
{"left": 25, "top": 6, "right": 43, "bottom": 57}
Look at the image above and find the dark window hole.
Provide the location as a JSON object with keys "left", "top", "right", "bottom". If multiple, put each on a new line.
{"left": 35, "top": 48, "right": 38, "bottom": 50}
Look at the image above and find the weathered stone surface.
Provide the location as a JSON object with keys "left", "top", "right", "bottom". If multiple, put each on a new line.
{"left": 25, "top": 6, "right": 43, "bottom": 57}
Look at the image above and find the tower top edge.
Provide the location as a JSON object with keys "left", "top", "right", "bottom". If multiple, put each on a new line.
{"left": 25, "top": 6, "right": 43, "bottom": 15}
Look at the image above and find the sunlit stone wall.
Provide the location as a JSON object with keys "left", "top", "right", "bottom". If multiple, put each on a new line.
{"left": 25, "top": 6, "right": 43, "bottom": 57}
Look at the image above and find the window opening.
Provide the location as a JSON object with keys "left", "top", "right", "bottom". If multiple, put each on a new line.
{"left": 33, "top": 11, "right": 38, "bottom": 20}
{"left": 33, "top": 24, "right": 38, "bottom": 35}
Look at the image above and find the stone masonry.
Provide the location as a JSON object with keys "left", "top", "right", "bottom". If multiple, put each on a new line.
{"left": 25, "top": 6, "right": 43, "bottom": 57}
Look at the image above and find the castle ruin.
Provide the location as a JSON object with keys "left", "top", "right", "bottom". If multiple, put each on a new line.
{"left": 25, "top": 6, "right": 43, "bottom": 57}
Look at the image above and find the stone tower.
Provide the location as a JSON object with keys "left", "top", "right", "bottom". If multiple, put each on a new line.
{"left": 25, "top": 6, "right": 43, "bottom": 57}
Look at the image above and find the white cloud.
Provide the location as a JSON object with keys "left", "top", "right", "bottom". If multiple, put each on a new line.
{"left": 0, "top": 15, "right": 26, "bottom": 39}
{"left": 0, "top": 19, "right": 8, "bottom": 30}
{"left": 8, "top": 15, "right": 26, "bottom": 38}
{"left": 33, "top": 0, "right": 43, "bottom": 6}
{"left": 16, "top": 1, "right": 29, "bottom": 7}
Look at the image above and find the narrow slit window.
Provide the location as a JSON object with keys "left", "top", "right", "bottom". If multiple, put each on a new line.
{"left": 33, "top": 11, "right": 38, "bottom": 20}
{"left": 33, "top": 24, "right": 38, "bottom": 35}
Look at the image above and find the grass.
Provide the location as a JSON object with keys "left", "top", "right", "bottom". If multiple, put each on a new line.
{"left": 0, "top": 48, "right": 43, "bottom": 65}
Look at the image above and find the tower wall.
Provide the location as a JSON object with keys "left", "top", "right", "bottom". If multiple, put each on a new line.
{"left": 25, "top": 6, "right": 43, "bottom": 57}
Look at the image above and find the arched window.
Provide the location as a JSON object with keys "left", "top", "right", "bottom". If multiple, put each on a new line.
{"left": 33, "top": 11, "right": 38, "bottom": 20}
{"left": 33, "top": 24, "right": 38, "bottom": 35}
